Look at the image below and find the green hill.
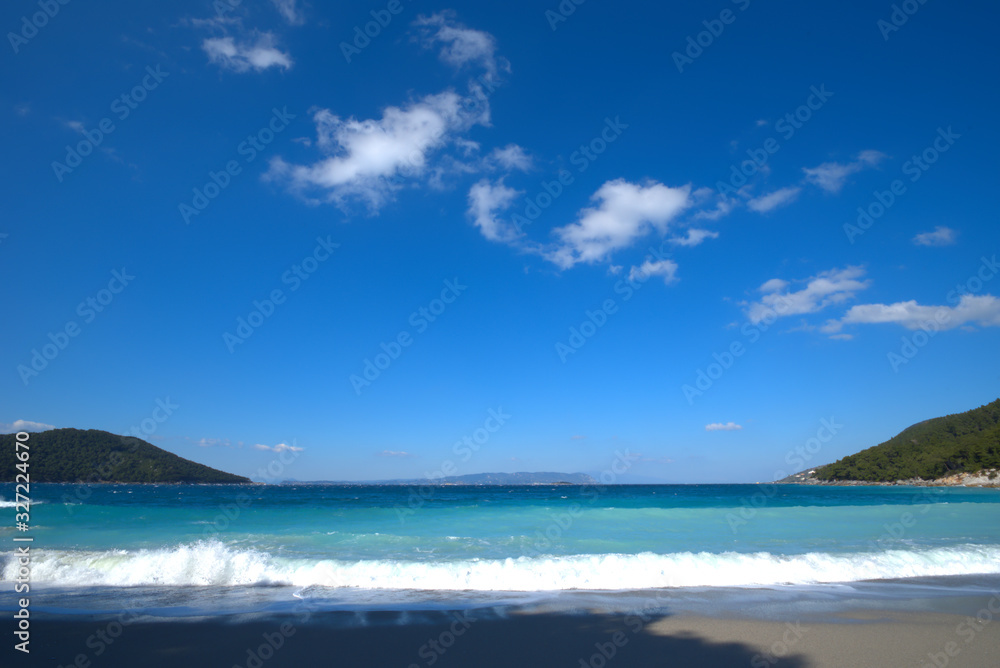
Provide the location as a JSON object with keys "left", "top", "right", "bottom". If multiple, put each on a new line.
{"left": 0, "top": 428, "right": 250, "bottom": 483}
{"left": 814, "top": 399, "right": 1000, "bottom": 482}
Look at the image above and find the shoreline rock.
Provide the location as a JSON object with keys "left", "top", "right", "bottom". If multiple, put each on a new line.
{"left": 776, "top": 467, "right": 1000, "bottom": 488}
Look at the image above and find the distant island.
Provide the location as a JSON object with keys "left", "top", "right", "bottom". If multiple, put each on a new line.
{"left": 0, "top": 428, "right": 250, "bottom": 483}
{"left": 779, "top": 399, "right": 1000, "bottom": 486}
{"left": 284, "top": 472, "right": 598, "bottom": 485}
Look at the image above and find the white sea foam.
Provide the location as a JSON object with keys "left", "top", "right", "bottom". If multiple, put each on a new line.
{"left": 0, "top": 499, "right": 44, "bottom": 508}
{"left": 5, "top": 542, "right": 1000, "bottom": 590}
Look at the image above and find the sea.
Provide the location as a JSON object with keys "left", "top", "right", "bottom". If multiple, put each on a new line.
{"left": 3, "top": 483, "right": 1000, "bottom": 624}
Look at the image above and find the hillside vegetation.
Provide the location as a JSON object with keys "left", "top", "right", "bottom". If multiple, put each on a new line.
{"left": 815, "top": 399, "right": 1000, "bottom": 482}
{"left": 1, "top": 428, "right": 250, "bottom": 483}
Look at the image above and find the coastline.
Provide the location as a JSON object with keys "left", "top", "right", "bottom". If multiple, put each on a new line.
{"left": 776, "top": 467, "right": 1000, "bottom": 488}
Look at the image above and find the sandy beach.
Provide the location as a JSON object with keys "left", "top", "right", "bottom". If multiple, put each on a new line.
{"left": 16, "top": 594, "right": 1000, "bottom": 668}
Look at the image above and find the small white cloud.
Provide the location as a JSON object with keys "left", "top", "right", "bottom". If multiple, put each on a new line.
{"left": 669, "top": 228, "right": 719, "bottom": 247}
{"left": 570, "top": 435, "right": 586, "bottom": 440}
{"left": 378, "top": 450, "right": 413, "bottom": 458}
{"left": 199, "top": 437, "right": 234, "bottom": 448}
{"left": 823, "top": 294, "right": 1000, "bottom": 334}
{"left": 488, "top": 144, "right": 532, "bottom": 171}
{"left": 745, "top": 266, "right": 869, "bottom": 324}
{"left": 547, "top": 179, "right": 691, "bottom": 269}
{"left": 467, "top": 178, "right": 523, "bottom": 243}
{"left": 692, "top": 196, "right": 737, "bottom": 221}
{"left": 202, "top": 33, "right": 292, "bottom": 72}
{"left": 747, "top": 186, "right": 801, "bottom": 213}
{"left": 271, "top": 0, "right": 304, "bottom": 25}
{"left": 254, "top": 442, "right": 303, "bottom": 453}
{"left": 414, "top": 12, "right": 506, "bottom": 77}
{"left": 705, "top": 422, "right": 742, "bottom": 431}
{"left": 913, "top": 226, "right": 957, "bottom": 247}
{"left": 0, "top": 419, "right": 55, "bottom": 434}
{"left": 629, "top": 258, "right": 679, "bottom": 285}
{"left": 803, "top": 150, "right": 886, "bottom": 193}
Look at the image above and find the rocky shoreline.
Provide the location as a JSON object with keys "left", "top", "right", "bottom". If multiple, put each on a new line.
{"left": 777, "top": 468, "right": 1000, "bottom": 488}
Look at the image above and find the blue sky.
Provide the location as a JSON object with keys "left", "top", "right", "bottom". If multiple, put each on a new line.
{"left": 2, "top": 0, "right": 998, "bottom": 483}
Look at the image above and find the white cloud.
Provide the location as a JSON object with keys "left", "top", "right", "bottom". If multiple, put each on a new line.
{"left": 913, "top": 226, "right": 957, "bottom": 247}
{"left": 267, "top": 90, "right": 488, "bottom": 210}
{"left": 547, "top": 179, "right": 691, "bottom": 269}
{"left": 747, "top": 186, "right": 801, "bottom": 213}
{"left": 692, "top": 196, "right": 737, "bottom": 221}
{"left": 271, "top": 0, "right": 304, "bottom": 25}
{"left": 823, "top": 294, "right": 1000, "bottom": 334}
{"left": 629, "top": 259, "right": 678, "bottom": 285}
{"left": 202, "top": 33, "right": 292, "bottom": 72}
{"left": 198, "top": 437, "right": 234, "bottom": 448}
{"left": 802, "top": 150, "right": 886, "bottom": 193}
{"left": 467, "top": 178, "right": 523, "bottom": 243}
{"left": 705, "top": 422, "right": 742, "bottom": 431}
{"left": 669, "top": 228, "right": 719, "bottom": 247}
{"left": 759, "top": 278, "right": 789, "bottom": 293}
{"left": 378, "top": 450, "right": 413, "bottom": 458}
{"left": 0, "top": 419, "right": 55, "bottom": 434}
{"left": 570, "top": 434, "right": 586, "bottom": 440}
{"left": 254, "top": 442, "right": 303, "bottom": 453}
{"left": 745, "top": 266, "right": 870, "bottom": 324}
{"left": 488, "top": 144, "right": 532, "bottom": 171}
{"left": 414, "top": 12, "right": 506, "bottom": 77}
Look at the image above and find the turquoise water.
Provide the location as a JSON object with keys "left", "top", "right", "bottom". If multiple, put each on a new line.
{"left": 2, "top": 483, "right": 999, "bottom": 615}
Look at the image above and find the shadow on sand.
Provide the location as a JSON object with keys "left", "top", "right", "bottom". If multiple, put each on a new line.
{"left": 27, "top": 610, "right": 811, "bottom": 668}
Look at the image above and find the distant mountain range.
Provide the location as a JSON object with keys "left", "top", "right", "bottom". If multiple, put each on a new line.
{"left": 283, "top": 471, "right": 598, "bottom": 485}
{"left": 779, "top": 399, "right": 1000, "bottom": 484}
{"left": 0, "top": 428, "right": 250, "bottom": 483}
